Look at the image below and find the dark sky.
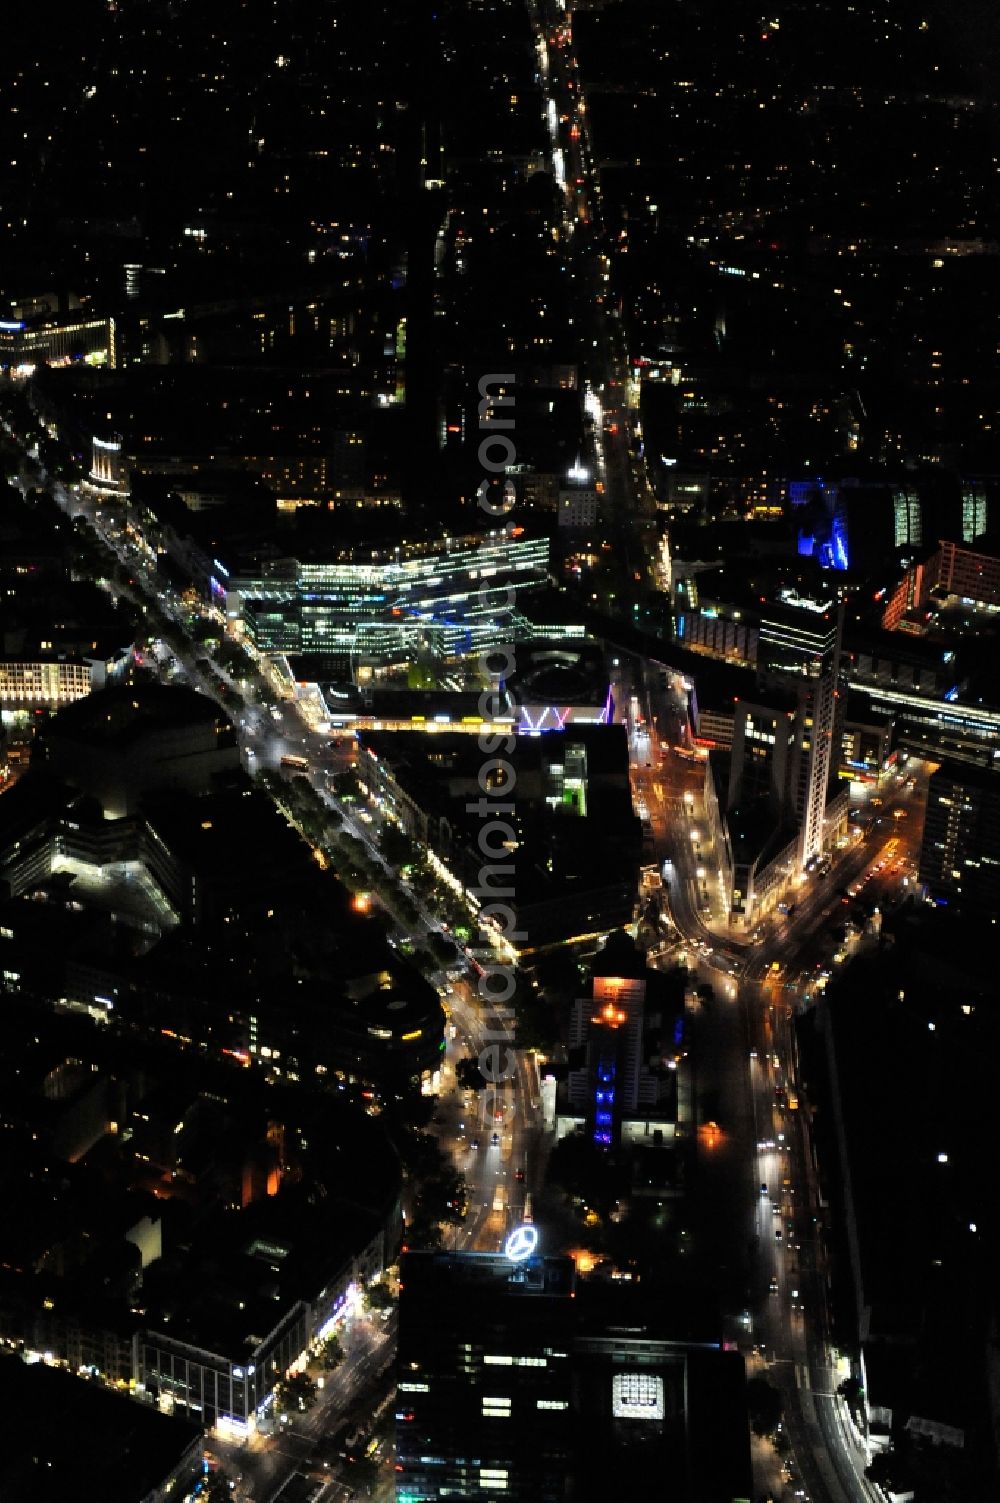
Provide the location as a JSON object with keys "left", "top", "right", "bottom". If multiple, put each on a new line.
{"left": 931, "top": 0, "right": 1000, "bottom": 95}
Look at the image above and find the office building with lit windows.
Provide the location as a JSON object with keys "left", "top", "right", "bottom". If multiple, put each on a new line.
{"left": 934, "top": 538, "right": 1000, "bottom": 609}
{"left": 918, "top": 761, "right": 1000, "bottom": 919}
{"left": 569, "top": 1305, "right": 751, "bottom": 1503}
{"left": 686, "top": 599, "right": 849, "bottom": 924}
{"left": 0, "top": 656, "right": 97, "bottom": 704}
{"left": 757, "top": 595, "right": 842, "bottom": 686}
{"left": 722, "top": 691, "right": 801, "bottom": 926}
{"left": 961, "top": 484, "right": 990, "bottom": 544}
{"left": 726, "top": 691, "right": 798, "bottom": 812}
{"left": 396, "top": 1250, "right": 577, "bottom": 1503}
{"left": 755, "top": 600, "right": 845, "bottom": 867}
{"left": 396, "top": 1251, "right": 751, "bottom": 1503}
{"left": 678, "top": 569, "right": 998, "bottom": 763}
{"left": 138, "top": 1191, "right": 395, "bottom": 1434}
{"left": 719, "top": 686, "right": 849, "bottom": 925}
{"left": 233, "top": 530, "right": 550, "bottom": 665}
{"left": 893, "top": 485, "right": 923, "bottom": 549}
{"left": 0, "top": 311, "right": 118, "bottom": 371}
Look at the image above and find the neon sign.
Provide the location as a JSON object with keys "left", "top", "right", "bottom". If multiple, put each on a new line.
{"left": 504, "top": 1224, "right": 538, "bottom": 1263}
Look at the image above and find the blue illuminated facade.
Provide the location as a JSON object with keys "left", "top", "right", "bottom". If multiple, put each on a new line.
{"left": 791, "top": 478, "right": 850, "bottom": 571}
{"left": 593, "top": 1059, "right": 617, "bottom": 1146}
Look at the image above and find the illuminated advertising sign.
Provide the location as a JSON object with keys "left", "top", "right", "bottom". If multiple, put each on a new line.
{"left": 612, "top": 1372, "right": 665, "bottom": 1422}
{"left": 504, "top": 1224, "right": 538, "bottom": 1263}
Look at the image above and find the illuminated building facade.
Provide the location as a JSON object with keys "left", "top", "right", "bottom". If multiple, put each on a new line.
{"left": 961, "top": 485, "right": 989, "bottom": 544}
{"left": 396, "top": 1250, "right": 578, "bottom": 1503}
{"left": 140, "top": 1210, "right": 390, "bottom": 1433}
{"left": 794, "top": 633, "right": 843, "bottom": 869}
{"left": 757, "top": 602, "right": 845, "bottom": 867}
{"left": 396, "top": 1251, "right": 752, "bottom": 1502}
{"left": 0, "top": 313, "right": 117, "bottom": 371}
{"left": 679, "top": 575, "right": 995, "bottom": 765}
{"left": 790, "top": 478, "right": 849, "bottom": 571}
{"left": 0, "top": 657, "right": 95, "bottom": 703}
{"left": 698, "top": 604, "right": 848, "bottom": 923}
{"left": 308, "top": 685, "right": 516, "bottom": 737}
{"left": 676, "top": 600, "right": 758, "bottom": 667}
{"left": 557, "top": 483, "right": 599, "bottom": 529}
{"left": 566, "top": 935, "right": 669, "bottom": 1148}
{"left": 234, "top": 531, "right": 550, "bottom": 664}
{"left": 881, "top": 554, "right": 935, "bottom": 631}
{"left": 89, "top": 433, "right": 127, "bottom": 493}
{"left": 569, "top": 1321, "right": 751, "bottom": 1503}
{"left": 935, "top": 538, "right": 1000, "bottom": 609}
{"left": 140, "top": 1301, "right": 309, "bottom": 1433}
{"left": 918, "top": 761, "right": 1000, "bottom": 918}
{"left": 726, "top": 695, "right": 797, "bottom": 813}
{"left": 569, "top": 975, "right": 647, "bottom": 1147}
{"left": 504, "top": 639, "right": 613, "bottom": 730}
{"left": 757, "top": 597, "right": 842, "bottom": 682}
{"left": 893, "top": 486, "right": 923, "bottom": 549}
{"left": 882, "top": 538, "right": 1000, "bottom": 629}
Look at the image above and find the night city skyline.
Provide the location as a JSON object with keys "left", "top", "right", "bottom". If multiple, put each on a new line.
{"left": 1, "top": 2, "right": 999, "bottom": 1502}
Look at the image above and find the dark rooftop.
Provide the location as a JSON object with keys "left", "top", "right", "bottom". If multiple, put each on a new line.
{"left": 400, "top": 1249, "right": 577, "bottom": 1301}
{"left": 0, "top": 1353, "right": 200, "bottom": 1503}
{"left": 727, "top": 801, "right": 797, "bottom": 866}
{"left": 505, "top": 638, "right": 610, "bottom": 708}
{"left": 42, "top": 683, "right": 225, "bottom": 748}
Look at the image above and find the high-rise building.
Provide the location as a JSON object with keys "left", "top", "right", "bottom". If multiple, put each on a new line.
{"left": 790, "top": 478, "right": 850, "bottom": 570}
{"left": 893, "top": 486, "right": 922, "bottom": 549}
{"left": 568, "top": 972, "right": 646, "bottom": 1147}
{"left": 716, "top": 602, "right": 847, "bottom": 919}
{"left": 757, "top": 601, "right": 844, "bottom": 867}
{"left": 396, "top": 1249, "right": 752, "bottom": 1503}
{"left": 567, "top": 947, "right": 656, "bottom": 1145}
{"left": 569, "top": 1313, "right": 751, "bottom": 1503}
{"left": 792, "top": 637, "right": 843, "bottom": 868}
{"left": 395, "top": 1250, "right": 577, "bottom": 1503}
{"left": 757, "top": 596, "right": 842, "bottom": 684}
{"left": 726, "top": 694, "right": 797, "bottom": 814}
{"left": 918, "top": 762, "right": 1000, "bottom": 918}
{"left": 961, "top": 484, "right": 989, "bottom": 544}
{"left": 561, "top": 932, "right": 684, "bottom": 1148}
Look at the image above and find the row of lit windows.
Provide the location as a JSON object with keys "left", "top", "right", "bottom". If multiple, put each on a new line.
{"left": 483, "top": 1354, "right": 547, "bottom": 1366}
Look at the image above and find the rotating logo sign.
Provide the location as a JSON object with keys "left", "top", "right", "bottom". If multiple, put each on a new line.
{"left": 504, "top": 1224, "right": 539, "bottom": 1263}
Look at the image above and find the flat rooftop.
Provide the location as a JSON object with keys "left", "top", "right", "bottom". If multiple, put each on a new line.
{"left": 43, "top": 683, "right": 224, "bottom": 748}
{"left": 0, "top": 1353, "right": 200, "bottom": 1503}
